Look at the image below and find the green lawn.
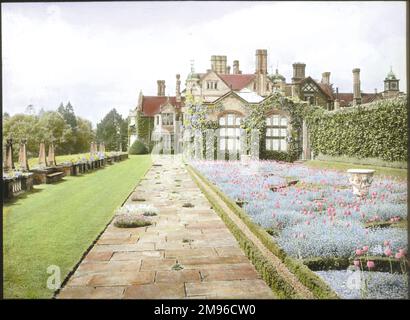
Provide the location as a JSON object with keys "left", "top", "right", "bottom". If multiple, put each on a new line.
{"left": 305, "top": 160, "right": 407, "bottom": 181}
{"left": 3, "top": 155, "right": 152, "bottom": 299}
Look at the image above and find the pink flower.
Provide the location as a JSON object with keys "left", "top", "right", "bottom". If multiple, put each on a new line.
{"left": 353, "top": 260, "right": 360, "bottom": 267}
{"left": 355, "top": 249, "right": 363, "bottom": 256}
{"left": 366, "top": 261, "right": 375, "bottom": 269}
{"left": 362, "top": 246, "right": 369, "bottom": 252}
{"left": 399, "top": 249, "right": 406, "bottom": 256}
{"left": 384, "top": 240, "right": 390, "bottom": 247}
{"left": 384, "top": 248, "right": 392, "bottom": 257}
{"left": 395, "top": 252, "right": 403, "bottom": 259}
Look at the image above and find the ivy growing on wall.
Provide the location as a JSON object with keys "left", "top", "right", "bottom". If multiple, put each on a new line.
{"left": 242, "top": 92, "right": 309, "bottom": 162}
{"left": 136, "top": 111, "right": 154, "bottom": 148}
{"left": 183, "top": 93, "right": 220, "bottom": 131}
{"left": 306, "top": 95, "right": 408, "bottom": 162}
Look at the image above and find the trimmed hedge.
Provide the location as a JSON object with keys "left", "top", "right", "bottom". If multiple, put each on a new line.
{"left": 307, "top": 96, "right": 408, "bottom": 162}
{"left": 129, "top": 140, "right": 148, "bottom": 155}
{"left": 303, "top": 256, "right": 406, "bottom": 274}
{"left": 188, "top": 165, "right": 338, "bottom": 299}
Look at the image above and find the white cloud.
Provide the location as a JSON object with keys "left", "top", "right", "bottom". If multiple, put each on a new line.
{"left": 2, "top": 1, "right": 406, "bottom": 126}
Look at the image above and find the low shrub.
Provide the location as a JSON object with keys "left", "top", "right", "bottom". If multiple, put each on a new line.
{"left": 129, "top": 140, "right": 148, "bottom": 155}
{"left": 114, "top": 214, "right": 152, "bottom": 228}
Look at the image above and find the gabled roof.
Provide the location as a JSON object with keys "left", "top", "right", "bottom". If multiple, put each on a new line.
{"left": 237, "top": 88, "right": 264, "bottom": 103}
{"left": 300, "top": 77, "right": 334, "bottom": 100}
{"left": 219, "top": 74, "right": 256, "bottom": 91}
{"left": 318, "top": 83, "right": 335, "bottom": 100}
{"left": 206, "top": 90, "right": 250, "bottom": 105}
{"left": 140, "top": 96, "right": 184, "bottom": 116}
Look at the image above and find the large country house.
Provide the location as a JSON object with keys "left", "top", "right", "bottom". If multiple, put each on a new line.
{"left": 128, "top": 49, "right": 402, "bottom": 157}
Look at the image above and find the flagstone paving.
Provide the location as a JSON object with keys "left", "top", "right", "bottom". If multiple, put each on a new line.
{"left": 57, "top": 156, "right": 275, "bottom": 299}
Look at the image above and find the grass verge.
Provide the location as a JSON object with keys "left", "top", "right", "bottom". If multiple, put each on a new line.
{"left": 305, "top": 160, "right": 407, "bottom": 181}
{"left": 3, "top": 155, "right": 152, "bottom": 298}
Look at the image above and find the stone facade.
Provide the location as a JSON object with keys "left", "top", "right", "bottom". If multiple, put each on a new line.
{"left": 128, "top": 49, "right": 403, "bottom": 158}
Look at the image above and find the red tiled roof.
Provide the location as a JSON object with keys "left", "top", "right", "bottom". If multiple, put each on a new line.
{"left": 140, "top": 96, "right": 183, "bottom": 116}
{"left": 219, "top": 74, "right": 255, "bottom": 91}
{"left": 337, "top": 93, "right": 382, "bottom": 107}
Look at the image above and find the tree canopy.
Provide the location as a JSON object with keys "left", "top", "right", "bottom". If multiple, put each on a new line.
{"left": 96, "top": 108, "right": 128, "bottom": 151}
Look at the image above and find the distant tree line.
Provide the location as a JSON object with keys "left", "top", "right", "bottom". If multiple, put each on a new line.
{"left": 3, "top": 103, "right": 129, "bottom": 159}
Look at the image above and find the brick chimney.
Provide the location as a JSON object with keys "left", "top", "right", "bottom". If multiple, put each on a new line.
{"left": 321, "top": 72, "right": 331, "bottom": 85}
{"left": 176, "top": 74, "right": 181, "bottom": 102}
{"left": 352, "top": 68, "right": 361, "bottom": 105}
{"left": 255, "top": 49, "right": 267, "bottom": 74}
{"left": 233, "top": 60, "right": 241, "bottom": 74}
{"left": 157, "top": 80, "right": 165, "bottom": 96}
{"left": 292, "top": 63, "right": 306, "bottom": 82}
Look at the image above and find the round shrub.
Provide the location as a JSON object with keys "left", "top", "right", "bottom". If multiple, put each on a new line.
{"left": 129, "top": 140, "right": 148, "bottom": 155}
{"left": 114, "top": 214, "right": 152, "bottom": 228}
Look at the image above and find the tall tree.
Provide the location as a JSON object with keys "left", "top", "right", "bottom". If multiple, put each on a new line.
{"left": 3, "top": 113, "right": 40, "bottom": 159}
{"left": 96, "top": 108, "right": 128, "bottom": 151}
{"left": 75, "top": 117, "right": 95, "bottom": 153}
{"left": 58, "top": 101, "right": 78, "bottom": 130}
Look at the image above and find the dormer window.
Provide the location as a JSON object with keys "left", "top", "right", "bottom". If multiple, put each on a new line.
{"left": 207, "top": 81, "right": 218, "bottom": 90}
{"left": 162, "top": 113, "right": 174, "bottom": 125}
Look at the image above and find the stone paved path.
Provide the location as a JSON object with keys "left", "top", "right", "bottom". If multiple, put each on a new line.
{"left": 57, "top": 156, "right": 275, "bottom": 299}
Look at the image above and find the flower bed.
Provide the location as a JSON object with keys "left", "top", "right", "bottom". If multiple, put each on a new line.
{"left": 191, "top": 160, "right": 408, "bottom": 299}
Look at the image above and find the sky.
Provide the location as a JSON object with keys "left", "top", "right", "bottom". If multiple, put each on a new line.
{"left": 2, "top": 1, "right": 407, "bottom": 126}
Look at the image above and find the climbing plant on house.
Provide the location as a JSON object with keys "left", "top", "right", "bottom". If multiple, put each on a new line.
{"left": 183, "top": 93, "right": 220, "bottom": 131}
{"left": 135, "top": 111, "right": 154, "bottom": 150}
{"left": 241, "top": 92, "right": 309, "bottom": 162}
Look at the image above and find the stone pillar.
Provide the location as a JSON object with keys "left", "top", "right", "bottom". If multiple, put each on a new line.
{"left": 38, "top": 141, "right": 47, "bottom": 167}
{"left": 302, "top": 120, "right": 311, "bottom": 160}
{"left": 334, "top": 87, "right": 340, "bottom": 110}
{"left": 353, "top": 68, "right": 361, "bottom": 106}
{"left": 47, "top": 141, "right": 56, "bottom": 166}
{"left": 18, "top": 138, "right": 29, "bottom": 171}
{"left": 4, "top": 138, "right": 14, "bottom": 171}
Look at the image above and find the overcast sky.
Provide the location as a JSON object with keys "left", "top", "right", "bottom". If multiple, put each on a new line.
{"left": 2, "top": 1, "right": 407, "bottom": 126}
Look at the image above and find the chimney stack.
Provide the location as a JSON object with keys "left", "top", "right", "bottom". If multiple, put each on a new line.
{"left": 157, "top": 80, "right": 165, "bottom": 96}
{"left": 334, "top": 87, "right": 340, "bottom": 110}
{"left": 292, "top": 63, "right": 306, "bottom": 82}
{"left": 321, "top": 72, "right": 331, "bottom": 85}
{"left": 211, "top": 55, "right": 227, "bottom": 74}
{"left": 352, "top": 68, "right": 361, "bottom": 105}
{"left": 233, "top": 60, "right": 241, "bottom": 74}
{"left": 176, "top": 74, "right": 181, "bottom": 102}
{"left": 255, "top": 49, "right": 267, "bottom": 74}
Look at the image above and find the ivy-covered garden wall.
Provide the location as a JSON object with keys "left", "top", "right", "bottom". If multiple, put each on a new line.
{"left": 306, "top": 96, "right": 408, "bottom": 162}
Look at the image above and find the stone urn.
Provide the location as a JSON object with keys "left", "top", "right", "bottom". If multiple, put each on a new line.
{"left": 347, "top": 169, "right": 375, "bottom": 197}
{"left": 241, "top": 154, "right": 251, "bottom": 166}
